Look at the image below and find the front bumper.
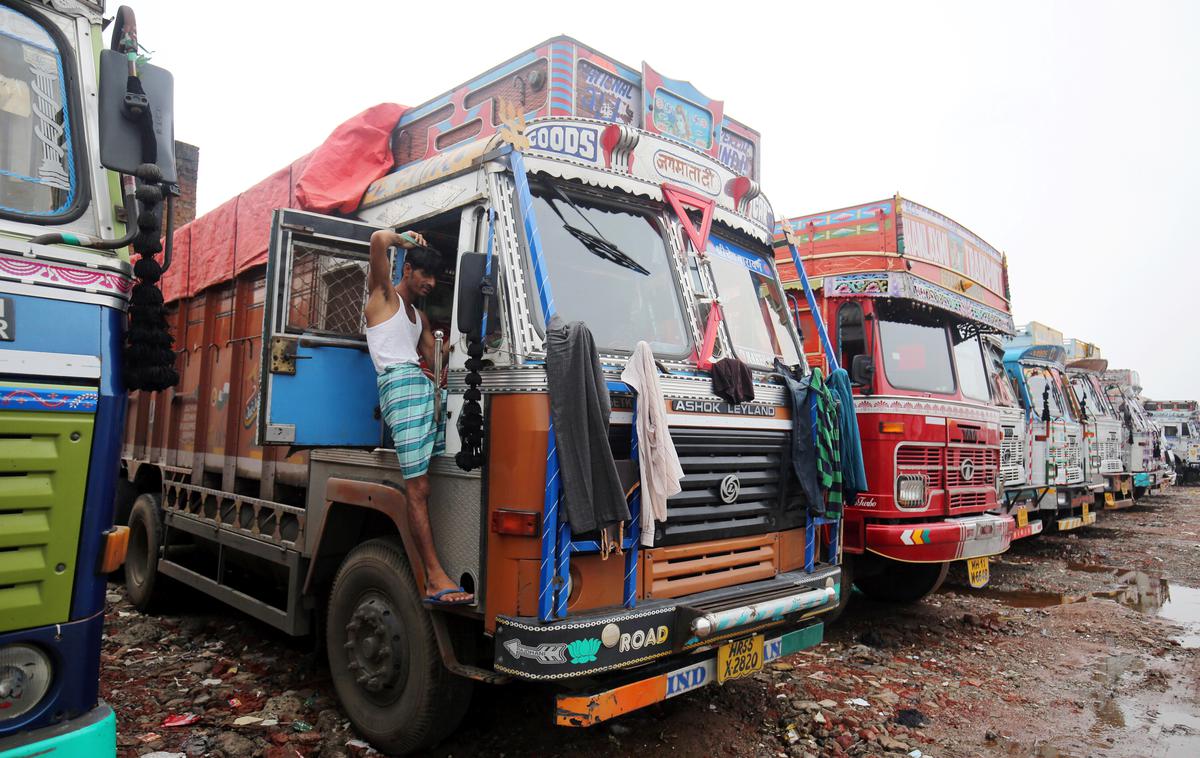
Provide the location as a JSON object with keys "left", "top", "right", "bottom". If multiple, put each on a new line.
{"left": 864, "top": 513, "right": 1013, "bottom": 563}
{"left": 0, "top": 703, "right": 114, "bottom": 758}
{"left": 493, "top": 565, "right": 839, "bottom": 680}
{"left": 555, "top": 622, "right": 824, "bottom": 726}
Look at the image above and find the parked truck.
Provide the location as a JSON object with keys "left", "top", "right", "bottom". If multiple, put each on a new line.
{"left": 1144, "top": 399, "right": 1200, "bottom": 484}
{"left": 775, "top": 196, "right": 1014, "bottom": 608}
{"left": 1001, "top": 343, "right": 1096, "bottom": 531}
{"left": 982, "top": 336, "right": 1044, "bottom": 539}
{"left": 118, "top": 38, "right": 846, "bottom": 753}
{"left": 1066, "top": 358, "right": 1135, "bottom": 507}
{"left": 1102, "top": 369, "right": 1167, "bottom": 498}
{"left": 0, "top": 3, "right": 176, "bottom": 756}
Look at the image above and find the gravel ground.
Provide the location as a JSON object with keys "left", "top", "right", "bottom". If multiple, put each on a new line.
{"left": 103, "top": 487, "right": 1200, "bottom": 757}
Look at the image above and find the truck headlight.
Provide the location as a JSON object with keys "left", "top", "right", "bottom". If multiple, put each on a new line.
{"left": 897, "top": 475, "right": 926, "bottom": 507}
{"left": 0, "top": 644, "right": 52, "bottom": 722}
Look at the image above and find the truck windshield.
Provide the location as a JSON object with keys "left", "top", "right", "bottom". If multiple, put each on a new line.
{"left": 952, "top": 335, "right": 990, "bottom": 401}
{"left": 984, "top": 342, "right": 1019, "bottom": 407}
{"left": 1070, "top": 375, "right": 1113, "bottom": 419}
{"left": 705, "top": 236, "right": 800, "bottom": 368}
{"left": 0, "top": 5, "right": 77, "bottom": 219}
{"left": 528, "top": 185, "right": 691, "bottom": 356}
{"left": 1023, "top": 367, "right": 1065, "bottom": 419}
{"left": 877, "top": 309, "right": 955, "bottom": 394}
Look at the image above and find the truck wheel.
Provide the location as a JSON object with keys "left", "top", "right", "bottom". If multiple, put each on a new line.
{"left": 125, "top": 493, "right": 163, "bottom": 610}
{"left": 114, "top": 477, "right": 137, "bottom": 526}
{"left": 822, "top": 557, "right": 855, "bottom": 625}
{"left": 855, "top": 561, "right": 949, "bottom": 604}
{"left": 1133, "top": 486, "right": 1146, "bottom": 500}
{"left": 326, "top": 537, "right": 472, "bottom": 754}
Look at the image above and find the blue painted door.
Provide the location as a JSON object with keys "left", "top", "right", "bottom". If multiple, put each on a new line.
{"left": 259, "top": 209, "right": 385, "bottom": 447}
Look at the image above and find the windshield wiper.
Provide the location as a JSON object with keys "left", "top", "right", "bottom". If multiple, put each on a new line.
{"left": 539, "top": 181, "right": 651, "bottom": 276}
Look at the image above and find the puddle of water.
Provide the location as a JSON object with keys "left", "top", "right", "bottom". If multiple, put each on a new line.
{"left": 1094, "top": 695, "right": 1126, "bottom": 728}
{"left": 965, "top": 587, "right": 1086, "bottom": 608}
{"left": 974, "top": 568, "right": 1177, "bottom": 615}
{"left": 1157, "top": 584, "right": 1200, "bottom": 648}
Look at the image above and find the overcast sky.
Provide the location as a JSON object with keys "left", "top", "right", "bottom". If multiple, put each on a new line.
{"left": 133, "top": 0, "right": 1198, "bottom": 399}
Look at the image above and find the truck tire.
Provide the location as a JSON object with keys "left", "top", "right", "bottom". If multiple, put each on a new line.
{"left": 125, "top": 493, "right": 163, "bottom": 610}
{"left": 326, "top": 537, "right": 472, "bottom": 754}
{"left": 822, "top": 556, "right": 855, "bottom": 625}
{"left": 854, "top": 560, "right": 949, "bottom": 604}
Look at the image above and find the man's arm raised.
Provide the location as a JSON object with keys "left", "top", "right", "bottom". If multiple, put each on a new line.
{"left": 365, "top": 229, "right": 426, "bottom": 326}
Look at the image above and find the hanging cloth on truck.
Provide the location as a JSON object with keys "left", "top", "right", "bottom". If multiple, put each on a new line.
{"left": 827, "top": 367, "right": 867, "bottom": 504}
{"left": 621, "top": 341, "right": 685, "bottom": 547}
{"left": 811, "top": 366, "right": 844, "bottom": 516}
{"left": 545, "top": 318, "right": 631, "bottom": 535}
{"left": 712, "top": 356, "right": 755, "bottom": 405}
{"left": 773, "top": 359, "right": 822, "bottom": 514}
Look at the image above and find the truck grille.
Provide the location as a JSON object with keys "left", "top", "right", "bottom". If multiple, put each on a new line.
{"left": 949, "top": 490, "right": 990, "bottom": 509}
{"left": 896, "top": 444, "right": 945, "bottom": 489}
{"left": 1000, "top": 426, "right": 1024, "bottom": 485}
{"left": 658, "top": 428, "right": 791, "bottom": 547}
{"left": 1099, "top": 434, "right": 1122, "bottom": 474}
{"left": 642, "top": 534, "right": 777, "bottom": 599}
{"left": 947, "top": 447, "right": 999, "bottom": 488}
{"left": 0, "top": 411, "right": 93, "bottom": 632}
{"left": 1065, "top": 436, "right": 1084, "bottom": 483}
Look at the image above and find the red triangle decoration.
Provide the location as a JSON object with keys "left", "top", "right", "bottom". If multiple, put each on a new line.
{"left": 662, "top": 183, "right": 715, "bottom": 253}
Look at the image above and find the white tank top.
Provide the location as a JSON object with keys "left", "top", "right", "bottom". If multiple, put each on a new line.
{"left": 365, "top": 299, "right": 422, "bottom": 373}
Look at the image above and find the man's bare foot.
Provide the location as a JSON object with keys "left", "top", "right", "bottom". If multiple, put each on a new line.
{"left": 425, "top": 573, "right": 473, "bottom": 605}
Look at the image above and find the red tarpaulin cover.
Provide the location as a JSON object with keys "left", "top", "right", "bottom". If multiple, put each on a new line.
{"left": 160, "top": 104, "right": 405, "bottom": 303}
{"left": 294, "top": 102, "right": 407, "bottom": 215}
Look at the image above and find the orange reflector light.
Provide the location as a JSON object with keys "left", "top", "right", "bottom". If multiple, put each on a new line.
{"left": 491, "top": 509, "right": 539, "bottom": 536}
{"left": 880, "top": 421, "right": 905, "bottom": 434}
{"left": 98, "top": 525, "right": 129, "bottom": 573}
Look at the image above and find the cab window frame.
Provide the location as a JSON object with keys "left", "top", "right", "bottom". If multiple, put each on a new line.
{"left": 0, "top": 2, "right": 90, "bottom": 225}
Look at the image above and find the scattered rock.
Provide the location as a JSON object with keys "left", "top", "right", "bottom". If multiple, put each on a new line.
{"left": 210, "top": 732, "right": 257, "bottom": 757}
{"left": 894, "top": 708, "right": 929, "bottom": 728}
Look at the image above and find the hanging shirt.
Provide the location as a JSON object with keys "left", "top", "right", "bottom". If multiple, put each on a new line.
{"left": 827, "top": 367, "right": 868, "bottom": 503}
{"left": 811, "top": 367, "right": 844, "bottom": 516}
{"left": 621, "top": 341, "right": 685, "bottom": 547}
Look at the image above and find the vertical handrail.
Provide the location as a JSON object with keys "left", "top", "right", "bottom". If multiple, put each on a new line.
{"left": 510, "top": 151, "right": 565, "bottom": 623}
{"left": 781, "top": 222, "right": 839, "bottom": 372}
{"left": 624, "top": 398, "right": 641, "bottom": 609}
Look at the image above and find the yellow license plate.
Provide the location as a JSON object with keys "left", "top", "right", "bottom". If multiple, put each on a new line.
{"left": 1083, "top": 502, "right": 1090, "bottom": 518}
{"left": 1104, "top": 492, "right": 1115, "bottom": 506}
{"left": 967, "top": 556, "right": 990, "bottom": 588}
{"left": 717, "top": 634, "right": 764, "bottom": 683}
{"left": 1016, "top": 508, "right": 1028, "bottom": 528}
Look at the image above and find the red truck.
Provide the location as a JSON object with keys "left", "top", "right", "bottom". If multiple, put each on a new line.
{"left": 775, "top": 196, "right": 1015, "bottom": 612}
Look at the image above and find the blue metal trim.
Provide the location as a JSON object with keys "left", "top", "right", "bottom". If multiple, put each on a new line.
{"left": 783, "top": 237, "right": 839, "bottom": 370}
{"left": 480, "top": 206, "right": 495, "bottom": 338}
{"left": 0, "top": 386, "right": 97, "bottom": 413}
{"left": 553, "top": 520, "right": 571, "bottom": 618}
{"left": 509, "top": 151, "right": 556, "bottom": 320}
{"left": 537, "top": 427, "right": 561, "bottom": 623}
{"left": 70, "top": 308, "right": 125, "bottom": 619}
{"left": 624, "top": 401, "right": 641, "bottom": 608}
{"left": 0, "top": 612, "right": 104, "bottom": 738}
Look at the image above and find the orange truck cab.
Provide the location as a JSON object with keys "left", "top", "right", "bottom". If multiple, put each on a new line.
{"left": 118, "top": 38, "right": 846, "bottom": 754}
{"left": 775, "top": 196, "right": 1014, "bottom": 606}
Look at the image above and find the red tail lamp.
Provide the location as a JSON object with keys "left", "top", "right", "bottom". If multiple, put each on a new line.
{"left": 491, "top": 509, "right": 539, "bottom": 536}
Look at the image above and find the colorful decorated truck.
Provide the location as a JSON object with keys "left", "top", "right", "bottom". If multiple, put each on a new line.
{"left": 1144, "top": 399, "right": 1200, "bottom": 484}
{"left": 1102, "top": 369, "right": 1166, "bottom": 497}
{"left": 982, "top": 336, "right": 1044, "bottom": 539}
{"left": 1000, "top": 343, "right": 1096, "bottom": 531}
{"left": 0, "top": 2, "right": 176, "bottom": 756}
{"left": 1066, "top": 358, "right": 1134, "bottom": 507}
{"left": 775, "top": 197, "right": 1014, "bottom": 605}
{"left": 117, "top": 37, "right": 845, "bottom": 753}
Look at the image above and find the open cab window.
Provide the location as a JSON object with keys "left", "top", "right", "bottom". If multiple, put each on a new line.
{"left": 705, "top": 235, "right": 800, "bottom": 369}
{"left": 0, "top": 4, "right": 82, "bottom": 222}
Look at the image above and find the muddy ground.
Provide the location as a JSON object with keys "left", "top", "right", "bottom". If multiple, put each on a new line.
{"left": 103, "top": 487, "right": 1200, "bottom": 758}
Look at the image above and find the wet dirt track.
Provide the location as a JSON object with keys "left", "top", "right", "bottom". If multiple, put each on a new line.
{"left": 103, "top": 488, "right": 1200, "bottom": 758}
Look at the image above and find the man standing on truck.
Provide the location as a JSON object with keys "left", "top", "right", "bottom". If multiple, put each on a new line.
{"left": 364, "top": 229, "right": 472, "bottom": 605}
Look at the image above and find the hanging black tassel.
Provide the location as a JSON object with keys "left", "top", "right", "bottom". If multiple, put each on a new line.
{"left": 123, "top": 162, "right": 179, "bottom": 392}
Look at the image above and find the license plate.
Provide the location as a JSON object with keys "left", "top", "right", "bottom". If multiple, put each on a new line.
{"left": 1015, "top": 508, "right": 1028, "bottom": 528}
{"left": 967, "top": 556, "right": 990, "bottom": 588}
{"left": 0, "top": 297, "right": 13, "bottom": 341}
{"left": 717, "top": 634, "right": 764, "bottom": 683}
{"left": 1104, "top": 492, "right": 1115, "bottom": 506}
{"left": 1083, "top": 502, "right": 1090, "bottom": 518}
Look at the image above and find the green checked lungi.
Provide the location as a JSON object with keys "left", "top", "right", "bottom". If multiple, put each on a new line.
{"left": 378, "top": 362, "right": 446, "bottom": 479}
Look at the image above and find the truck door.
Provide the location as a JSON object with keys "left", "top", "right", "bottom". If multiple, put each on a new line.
{"left": 259, "top": 209, "right": 384, "bottom": 446}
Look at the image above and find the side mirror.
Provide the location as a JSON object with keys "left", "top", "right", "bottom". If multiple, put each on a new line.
{"left": 98, "top": 49, "right": 177, "bottom": 182}
{"left": 850, "top": 354, "right": 874, "bottom": 387}
{"left": 455, "top": 252, "right": 495, "bottom": 338}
